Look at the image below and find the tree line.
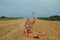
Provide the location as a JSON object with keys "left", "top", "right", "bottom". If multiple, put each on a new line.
{"left": 37, "top": 15, "right": 60, "bottom": 21}
{"left": 0, "top": 15, "right": 60, "bottom": 21}
{"left": 0, "top": 16, "right": 24, "bottom": 20}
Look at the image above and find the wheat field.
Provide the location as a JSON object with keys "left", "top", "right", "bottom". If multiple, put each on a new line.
{"left": 0, "top": 19, "right": 60, "bottom": 40}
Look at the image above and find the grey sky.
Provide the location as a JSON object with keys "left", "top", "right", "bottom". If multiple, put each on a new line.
{"left": 0, "top": 0, "right": 60, "bottom": 18}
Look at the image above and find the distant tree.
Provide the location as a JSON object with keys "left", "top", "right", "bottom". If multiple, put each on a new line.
{"left": 37, "top": 17, "right": 40, "bottom": 19}
{"left": 0, "top": 16, "right": 7, "bottom": 18}
{"left": 20, "top": 17, "right": 24, "bottom": 19}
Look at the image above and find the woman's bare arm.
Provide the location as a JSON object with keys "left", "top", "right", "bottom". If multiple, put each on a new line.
{"left": 32, "top": 12, "right": 36, "bottom": 24}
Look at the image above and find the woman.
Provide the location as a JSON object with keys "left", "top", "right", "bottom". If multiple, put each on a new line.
{"left": 24, "top": 13, "right": 36, "bottom": 37}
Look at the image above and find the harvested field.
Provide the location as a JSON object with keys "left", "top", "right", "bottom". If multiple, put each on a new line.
{"left": 0, "top": 19, "right": 60, "bottom": 40}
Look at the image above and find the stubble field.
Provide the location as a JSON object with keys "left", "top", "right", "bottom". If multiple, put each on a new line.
{"left": 0, "top": 19, "right": 60, "bottom": 40}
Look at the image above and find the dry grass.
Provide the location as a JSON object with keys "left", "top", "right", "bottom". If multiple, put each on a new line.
{"left": 33, "top": 19, "right": 60, "bottom": 40}
{"left": 0, "top": 19, "right": 60, "bottom": 40}
{"left": 0, "top": 19, "right": 23, "bottom": 37}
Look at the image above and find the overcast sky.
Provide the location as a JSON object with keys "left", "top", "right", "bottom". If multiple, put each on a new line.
{"left": 0, "top": 0, "right": 60, "bottom": 18}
